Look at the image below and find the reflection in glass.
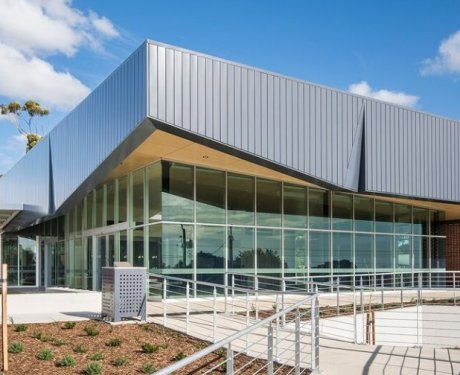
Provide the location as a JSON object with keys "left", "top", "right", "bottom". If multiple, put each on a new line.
{"left": 119, "top": 231, "right": 128, "bottom": 262}
{"left": 395, "top": 235, "right": 411, "bottom": 269}
{"left": 375, "top": 234, "right": 394, "bottom": 272}
{"left": 283, "top": 184, "right": 308, "bottom": 228}
{"left": 332, "top": 193, "right": 353, "bottom": 231}
{"left": 132, "top": 227, "right": 144, "bottom": 267}
{"left": 375, "top": 201, "right": 393, "bottom": 233}
{"left": 355, "top": 234, "right": 373, "bottom": 272}
{"left": 413, "top": 208, "right": 429, "bottom": 235}
{"left": 309, "top": 231, "right": 330, "bottom": 273}
{"left": 106, "top": 182, "right": 115, "bottom": 226}
{"left": 257, "top": 179, "right": 282, "bottom": 227}
{"left": 196, "top": 168, "right": 225, "bottom": 224}
{"left": 162, "top": 224, "right": 194, "bottom": 270}
{"left": 413, "top": 236, "right": 429, "bottom": 270}
{"left": 148, "top": 163, "right": 162, "bottom": 222}
{"left": 228, "top": 227, "right": 254, "bottom": 270}
{"left": 2, "top": 236, "right": 18, "bottom": 285}
{"left": 148, "top": 225, "right": 161, "bottom": 270}
{"left": 118, "top": 176, "right": 127, "bottom": 223}
{"left": 284, "top": 230, "right": 307, "bottom": 271}
{"left": 395, "top": 204, "right": 412, "bottom": 234}
{"left": 309, "top": 189, "right": 329, "bottom": 229}
{"left": 257, "top": 229, "right": 282, "bottom": 270}
{"left": 333, "top": 232, "right": 352, "bottom": 272}
{"left": 86, "top": 191, "right": 94, "bottom": 230}
{"left": 95, "top": 187, "right": 104, "bottom": 228}
{"left": 228, "top": 173, "right": 254, "bottom": 225}
{"left": 162, "top": 162, "right": 194, "bottom": 222}
{"left": 355, "top": 196, "right": 373, "bottom": 232}
{"left": 196, "top": 226, "right": 225, "bottom": 270}
{"left": 132, "top": 169, "right": 145, "bottom": 225}
{"left": 431, "top": 237, "right": 446, "bottom": 270}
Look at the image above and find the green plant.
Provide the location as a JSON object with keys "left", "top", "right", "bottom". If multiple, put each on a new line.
{"left": 142, "top": 363, "right": 156, "bottom": 373}
{"left": 84, "top": 325, "right": 100, "bottom": 337}
{"left": 36, "top": 348, "right": 54, "bottom": 360}
{"left": 62, "top": 321, "right": 76, "bottom": 330}
{"left": 73, "top": 344, "right": 88, "bottom": 353}
{"left": 141, "top": 342, "right": 160, "bottom": 353}
{"left": 31, "top": 331, "right": 42, "bottom": 340}
{"left": 39, "top": 335, "right": 53, "bottom": 343}
{"left": 15, "top": 324, "right": 28, "bottom": 332}
{"left": 112, "top": 356, "right": 127, "bottom": 367}
{"left": 84, "top": 362, "right": 103, "bottom": 375}
{"left": 216, "top": 348, "right": 226, "bottom": 358}
{"left": 106, "top": 338, "right": 122, "bottom": 347}
{"left": 51, "top": 338, "right": 67, "bottom": 346}
{"left": 8, "top": 342, "right": 24, "bottom": 353}
{"left": 89, "top": 352, "right": 103, "bottom": 361}
{"left": 56, "top": 355, "right": 77, "bottom": 367}
{"left": 174, "top": 351, "right": 187, "bottom": 361}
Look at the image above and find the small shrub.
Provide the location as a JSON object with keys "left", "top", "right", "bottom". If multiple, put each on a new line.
{"left": 84, "top": 362, "right": 103, "bottom": 375}
{"left": 142, "top": 363, "right": 156, "bottom": 373}
{"left": 174, "top": 351, "right": 186, "bottom": 361}
{"left": 73, "top": 344, "right": 88, "bottom": 353}
{"left": 106, "top": 338, "right": 122, "bottom": 347}
{"left": 8, "top": 342, "right": 24, "bottom": 354}
{"left": 84, "top": 326, "right": 100, "bottom": 337}
{"left": 216, "top": 348, "right": 226, "bottom": 358}
{"left": 15, "top": 324, "right": 28, "bottom": 332}
{"left": 56, "top": 355, "right": 77, "bottom": 367}
{"left": 141, "top": 342, "right": 160, "bottom": 353}
{"left": 62, "top": 321, "right": 76, "bottom": 330}
{"left": 89, "top": 352, "right": 103, "bottom": 361}
{"left": 36, "top": 348, "right": 54, "bottom": 361}
{"left": 39, "top": 335, "right": 53, "bottom": 343}
{"left": 31, "top": 331, "right": 42, "bottom": 340}
{"left": 51, "top": 338, "right": 67, "bottom": 346}
{"left": 112, "top": 356, "right": 127, "bottom": 367}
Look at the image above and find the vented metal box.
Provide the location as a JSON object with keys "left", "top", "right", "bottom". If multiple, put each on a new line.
{"left": 101, "top": 266, "right": 147, "bottom": 322}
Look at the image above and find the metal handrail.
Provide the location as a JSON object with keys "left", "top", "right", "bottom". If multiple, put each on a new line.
{"left": 153, "top": 291, "right": 317, "bottom": 375}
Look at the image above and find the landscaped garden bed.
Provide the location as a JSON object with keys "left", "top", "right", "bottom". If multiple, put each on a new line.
{"left": 5, "top": 320, "right": 297, "bottom": 374}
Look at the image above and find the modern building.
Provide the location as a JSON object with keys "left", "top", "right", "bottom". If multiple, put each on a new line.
{"left": 0, "top": 40, "right": 458, "bottom": 290}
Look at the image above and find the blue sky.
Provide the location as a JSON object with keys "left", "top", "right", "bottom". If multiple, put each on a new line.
{"left": 0, "top": 0, "right": 459, "bottom": 173}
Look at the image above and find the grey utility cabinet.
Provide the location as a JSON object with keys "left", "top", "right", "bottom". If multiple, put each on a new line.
{"left": 101, "top": 266, "right": 147, "bottom": 322}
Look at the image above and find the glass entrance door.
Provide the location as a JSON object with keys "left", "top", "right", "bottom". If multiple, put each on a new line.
{"left": 49, "top": 241, "right": 65, "bottom": 287}
{"left": 95, "top": 234, "right": 115, "bottom": 290}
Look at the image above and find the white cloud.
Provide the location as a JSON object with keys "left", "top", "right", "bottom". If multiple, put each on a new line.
{"left": 0, "top": 0, "right": 119, "bottom": 110}
{"left": 421, "top": 31, "right": 460, "bottom": 76}
{"left": 348, "top": 81, "right": 419, "bottom": 108}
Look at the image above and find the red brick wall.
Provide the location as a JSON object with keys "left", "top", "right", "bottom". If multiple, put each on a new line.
{"left": 435, "top": 221, "right": 460, "bottom": 271}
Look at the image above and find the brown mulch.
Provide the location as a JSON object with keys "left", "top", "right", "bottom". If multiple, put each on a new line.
{"left": 3, "top": 321, "right": 299, "bottom": 374}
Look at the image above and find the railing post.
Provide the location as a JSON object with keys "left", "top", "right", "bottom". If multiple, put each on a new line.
{"left": 381, "top": 273, "right": 384, "bottom": 288}
{"left": 336, "top": 277, "right": 340, "bottom": 316}
{"left": 282, "top": 279, "right": 286, "bottom": 326}
{"left": 213, "top": 286, "right": 217, "bottom": 342}
{"left": 311, "top": 288, "right": 320, "bottom": 372}
{"left": 246, "top": 292, "right": 249, "bottom": 353}
{"left": 163, "top": 279, "right": 167, "bottom": 327}
{"left": 353, "top": 287, "right": 357, "bottom": 344}
{"left": 381, "top": 288, "right": 384, "bottom": 311}
{"left": 275, "top": 293, "right": 280, "bottom": 361}
{"left": 267, "top": 323, "right": 274, "bottom": 375}
{"left": 186, "top": 282, "right": 190, "bottom": 335}
{"left": 416, "top": 288, "right": 421, "bottom": 347}
{"left": 401, "top": 288, "right": 403, "bottom": 308}
{"left": 400, "top": 273, "right": 403, "bottom": 288}
{"left": 454, "top": 273, "right": 457, "bottom": 305}
{"left": 226, "top": 343, "right": 234, "bottom": 375}
{"left": 360, "top": 288, "right": 364, "bottom": 344}
{"left": 295, "top": 308, "right": 301, "bottom": 375}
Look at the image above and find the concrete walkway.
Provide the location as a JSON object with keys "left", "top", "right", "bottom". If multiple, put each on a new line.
{"left": 4, "top": 290, "right": 460, "bottom": 374}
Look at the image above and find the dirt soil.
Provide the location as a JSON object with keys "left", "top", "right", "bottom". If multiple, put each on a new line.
{"left": 4, "top": 321, "right": 299, "bottom": 374}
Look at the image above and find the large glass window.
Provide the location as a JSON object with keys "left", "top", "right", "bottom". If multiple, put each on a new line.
{"left": 375, "top": 201, "right": 393, "bottom": 233}
{"left": 355, "top": 234, "right": 374, "bottom": 272}
{"left": 283, "top": 184, "right": 308, "bottom": 228}
{"left": 132, "top": 227, "right": 144, "bottom": 267}
{"left": 413, "top": 236, "right": 429, "bottom": 270}
{"left": 228, "top": 226, "right": 254, "bottom": 270}
{"left": 309, "top": 189, "right": 330, "bottom": 230}
{"left": 431, "top": 237, "right": 445, "bottom": 270}
{"left": 86, "top": 191, "right": 94, "bottom": 230}
{"left": 257, "top": 179, "right": 282, "bottom": 227}
{"left": 196, "top": 168, "right": 225, "bottom": 224}
{"left": 354, "top": 196, "right": 374, "bottom": 232}
{"left": 196, "top": 225, "right": 225, "bottom": 270}
{"left": 118, "top": 176, "right": 128, "bottom": 223}
{"left": 395, "top": 204, "right": 412, "bottom": 234}
{"left": 162, "top": 162, "right": 194, "bottom": 222}
{"left": 309, "top": 231, "right": 330, "bottom": 274}
{"left": 161, "top": 224, "right": 194, "bottom": 271}
{"left": 106, "top": 182, "right": 115, "bottom": 226}
{"left": 332, "top": 232, "right": 352, "bottom": 273}
{"left": 148, "top": 163, "right": 162, "bottom": 223}
{"left": 228, "top": 173, "right": 254, "bottom": 225}
{"left": 256, "top": 228, "right": 282, "bottom": 271}
{"left": 148, "top": 224, "right": 161, "bottom": 271}
{"left": 395, "top": 235, "right": 411, "bottom": 270}
{"left": 332, "top": 193, "right": 353, "bottom": 231}
{"left": 132, "top": 169, "right": 145, "bottom": 225}
{"left": 95, "top": 187, "right": 104, "bottom": 228}
{"left": 376, "top": 235, "right": 393, "bottom": 271}
{"left": 413, "top": 208, "right": 429, "bottom": 235}
{"left": 284, "top": 230, "right": 307, "bottom": 272}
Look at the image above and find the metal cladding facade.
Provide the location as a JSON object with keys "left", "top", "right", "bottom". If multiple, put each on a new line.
{"left": 0, "top": 39, "right": 459, "bottom": 230}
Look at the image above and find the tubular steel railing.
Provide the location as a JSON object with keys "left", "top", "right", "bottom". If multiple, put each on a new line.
{"left": 149, "top": 273, "right": 320, "bottom": 374}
